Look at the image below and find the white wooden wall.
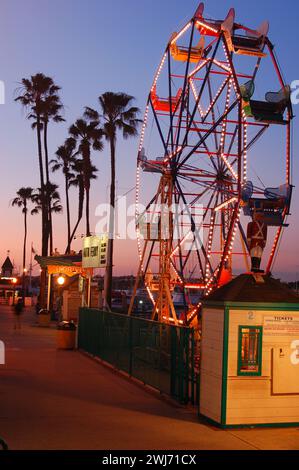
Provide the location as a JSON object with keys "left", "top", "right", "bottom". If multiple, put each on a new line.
{"left": 226, "top": 309, "right": 299, "bottom": 425}
{"left": 200, "top": 308, "right": 224, "bottom": 422}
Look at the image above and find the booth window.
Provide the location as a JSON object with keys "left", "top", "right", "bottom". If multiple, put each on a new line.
{"left": 238, "top": 326, "right": 263, "bottom": 376}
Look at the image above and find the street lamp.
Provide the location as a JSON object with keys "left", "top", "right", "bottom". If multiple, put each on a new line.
{"left": 57, "top": 275, "right": 66, "bottom": 286}
{"left": 12, "top": 277, "right": 17, "bottom": 306}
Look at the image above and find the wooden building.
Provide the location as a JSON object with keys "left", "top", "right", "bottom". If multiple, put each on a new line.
{"left": 35, "top": 254, "right": 99, "bottom": 321}
{"left": 0, "top": 255, "right": 20, "bottom": 305}
{"left": 200, "top": 273, "right": 299, "bottom": 427}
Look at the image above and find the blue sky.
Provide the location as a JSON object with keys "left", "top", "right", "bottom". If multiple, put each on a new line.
{"left": 0, "top": 0, "right": 298, "bottom": 279}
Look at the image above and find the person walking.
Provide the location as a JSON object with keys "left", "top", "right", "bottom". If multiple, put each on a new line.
{"left": 13, "top": 299, "right": 24, "bottom": 329}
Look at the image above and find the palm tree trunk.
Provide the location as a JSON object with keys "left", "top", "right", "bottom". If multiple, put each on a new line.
{"left": 66, "top": 182, "right": 84, "bottom": 254}
{"left": 43, "top": 121, "right": 52, "bottom": 254}
{"left": 49, "top": 207, "right": 53, "bottom": 255}
{"left": 104, "top": 136, "right": 116, "bottom": 308}
{"left": 86, "top": 185, "right": 90, "bottom": 236}
{"left": 36, "top": 116, "right": 47, "bottom": 254}
{"left": 22, "top": 205, "right": 27, "bottom": 303}
{"left": 36, "top": 115, "right": 47, "bottom": 308}
{"left": 65, "top": 175, "right": 71, "bottom": 253}
{"left": 44, "top": 120, "right": 50, "bottom": 183}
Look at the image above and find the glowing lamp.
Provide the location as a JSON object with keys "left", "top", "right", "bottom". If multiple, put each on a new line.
{"left": 57, "top": 275, "right": 66, "bottom": 286}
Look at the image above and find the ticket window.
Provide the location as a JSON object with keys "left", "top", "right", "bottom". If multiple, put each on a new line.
{"left": 237, "top": 326, "right": 263, "bottom": 376}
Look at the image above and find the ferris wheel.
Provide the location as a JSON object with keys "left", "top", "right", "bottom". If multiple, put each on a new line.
{"left": 130, "top": 3, "right": 293, "bottom": 325}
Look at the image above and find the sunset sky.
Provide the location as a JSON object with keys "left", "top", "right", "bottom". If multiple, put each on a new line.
{"left": 0, "top": 0, "right": 298, "bottom": 280}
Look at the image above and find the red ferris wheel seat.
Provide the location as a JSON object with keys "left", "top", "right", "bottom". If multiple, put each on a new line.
{"left": 151, "top": 85, "right": 182, "bottom": 113}
{"left": 194, "top": 2, "right": 204, "bottom": 19}
{"left": 139, "top": 148, "right": 164, "bottom": 173}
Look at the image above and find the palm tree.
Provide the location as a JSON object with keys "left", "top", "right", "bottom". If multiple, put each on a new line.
{"left": 41, "top": 93, "right": 65, "bottom": 255}
{"left": 15, "top": 73, "right": 64, "bottom": 308}
{"left": 85, "top": 92, "right": 141, "bottom": 308}
{"left": 69, "top": 118, "right": 103, "bottom": 236}
{"left": 67, "top": 158, "right": 98, "bottom": 253}
{"left": 12, "top": 187, "right": 34, "bottom": 301}
{"left": 51, "top": 138, "right": 77, "bottom": 252}
{"left": 15, "top": 73, "right": 63, "bottom": 256}
{"left": 41, "top": 93, "right": 65, "bottom": 183}
{"left": 31, "top": 183, "right": 63, "bottom": 254}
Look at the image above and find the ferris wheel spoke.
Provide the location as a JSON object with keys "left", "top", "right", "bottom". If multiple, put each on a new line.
{"left": 225, "top": 124, "right": 238, "bottom": 166}
{"left": 175, "top": 176, "right": 214, "bottom": 275}
{"left": 183, "top": 109, "right": 219, "bottom": 172}
{"left": 177, "top": 99, "right": 239, "bottom": 171}
{"left": 167, "top": 48, "right": 175, "bottom": 153}
{"left": 175, "top": 34, "right": 223, "bottom": 163}
{"left": 203, "top": 75, "right": 231, "bottom": 125}
{"left": 243, "top": 124, "right": 268, "bottom": 155}
{"left": 149, "top": 97, "right": 169, "bottom": 157}
{"left": 206, "top": 74, "right": 220, "bottom": 152}
{"left": 174, "top": 21, "right": 196, "bottom": 150}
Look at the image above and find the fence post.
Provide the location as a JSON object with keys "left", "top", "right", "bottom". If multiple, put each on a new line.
{"left": 170, "top": 326, "right": 177, "bottom": 397}
{"left": 129, "top": 316, "right": 133, "bottom": 376}
{"left": 191, "top": 328, "right": 195, "bottom": 405}
{"left": 184, "top": 328, "right": 190, "bottom": 404}
{"left": 178, "top": 328, "right": 184, "bottom": 403}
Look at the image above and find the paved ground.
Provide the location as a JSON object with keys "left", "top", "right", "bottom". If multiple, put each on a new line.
{"left": 0, "top": 306, "right": 298, "bottom": 450}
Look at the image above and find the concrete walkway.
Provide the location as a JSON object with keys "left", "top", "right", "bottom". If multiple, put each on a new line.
{"left": 0, "top": 306, "right": 298, "bottom": 450}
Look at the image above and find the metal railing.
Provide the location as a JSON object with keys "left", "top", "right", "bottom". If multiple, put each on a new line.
{"left": 78, "top": 308, "right": 199, "bottom": 405}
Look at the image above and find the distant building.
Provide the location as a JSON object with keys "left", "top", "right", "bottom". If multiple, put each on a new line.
{"left": 1, "top": 256, "right": 14, "bottom": 277}
{"left": 0, "top": 254, "right": 20, "bottom": 305}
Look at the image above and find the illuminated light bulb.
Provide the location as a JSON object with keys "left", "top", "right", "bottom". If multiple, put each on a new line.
{"left": 212, "top": 58, "right": 231, "bottom": 74}
{"left": 195, "top": 20, "right": 218, "bottom": 34}
{"left": 164, "top": 146, "right": 183, "bottom": 163}
{"left": 190, "top": 79, "right": 204, "bottom": 117}
{"left": 57, "top": 275, "right": 65, "bottom": 286}
{"left": 188, "top": 59, "right": 209, "bottom": 79}
{"left": 242, "top": 110, "right": 248, "bottom": 182}
{"left": 203, "top": 78, "right": 229, "bottom": 119}
{"left": 170, "top": 21, "right": 192, "bottom": 45}
{"left": 150, "top": 53, "right": 167, "bottom": 93}
{"left": 214, "top": 197, "right": 238, "bottom": 212}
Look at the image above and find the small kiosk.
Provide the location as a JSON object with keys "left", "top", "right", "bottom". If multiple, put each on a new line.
{"left": 200, "top": 273, "right": 299, "bottom": 427}
{"left": 35, "top": 254, "right": 93, "bottom": 316}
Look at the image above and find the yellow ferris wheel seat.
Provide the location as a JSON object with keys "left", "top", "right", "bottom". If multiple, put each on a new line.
{"left": 170, "top": 36, "right": 205, "bottom": 63}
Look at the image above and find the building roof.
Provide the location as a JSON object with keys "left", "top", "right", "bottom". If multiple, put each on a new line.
{"left": 205, "top": 273, "right": 299, "bottom": 304}
{"left": 1, "top": 256, "right": 13, "bottom": 270}
{"left": 35, "top": 254, "right": 82, "bottom": 268}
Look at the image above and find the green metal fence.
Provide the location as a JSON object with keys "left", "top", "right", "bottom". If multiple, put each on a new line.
{"left": 78, "top": 308, "right": 199, "bottom": 404}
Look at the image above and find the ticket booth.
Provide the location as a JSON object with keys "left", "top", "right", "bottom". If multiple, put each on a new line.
{"left": 200, "top": 273, "right": 299, "bottom": 427}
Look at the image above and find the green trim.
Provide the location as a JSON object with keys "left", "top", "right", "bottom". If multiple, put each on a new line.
{"left": 221, "top": 307, "right": 229, "bottom": 426}
{"left": 204, "top": 301, "right": 299, "bottom": 310}
{"left": 237, "top": 325, "right": 263, "bottom": 377}
{"left": 199, "top": 414, "right": 299, "bottom": 429}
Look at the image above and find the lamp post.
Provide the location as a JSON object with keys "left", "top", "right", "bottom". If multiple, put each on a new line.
{"left": 12, "top": 277, "right": 17, "bottom": 305}
{"left": 22, "top": 268, "right": 27, "bottom": 305}
{"left": 56, "top": 275, "right": 65, "bottom": 321}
